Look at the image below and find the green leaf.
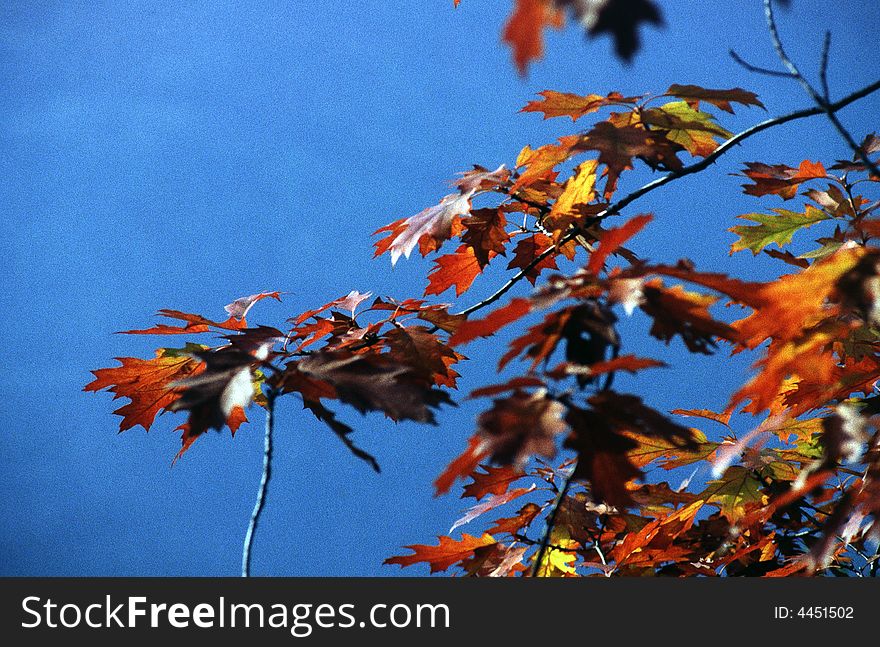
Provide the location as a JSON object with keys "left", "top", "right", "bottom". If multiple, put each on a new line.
{"left": 698, "top": 466, "right": 766, "bottom": 522}
{"left": 641, "top": 101, "right": 733, "bottom": 157}
{"left": 730, "top": 206, "right": 829, "bottom": 254}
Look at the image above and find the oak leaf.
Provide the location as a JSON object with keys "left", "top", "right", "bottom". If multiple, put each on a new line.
{"left": 384, "top": 534, "right": 497, "bottom": 573}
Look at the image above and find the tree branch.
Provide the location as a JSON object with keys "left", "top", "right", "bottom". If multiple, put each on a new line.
{"left": 241, "top": 388, "right": 277, "bottom": 577}
{"left": 763, "top": 0, "right": 879, "bottom": 178}
{"left": 529, "top": 463, "right": 577, "bottom": 577}
{"left": 454, "top": 78, "right": 880, "bottom": 319}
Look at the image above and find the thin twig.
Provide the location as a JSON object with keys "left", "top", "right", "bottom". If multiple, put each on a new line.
{"left": 729, "top": 49, "right": 796, "bottom": 79}
{"left": 241, "top": 388, "right": 277, "bottom": 577}
{"left": 763, "top": 0, "right": 879, "bottom": 177}
{"left": 530, "top": 464, "right": 577, "bottom": 577}
{"left": 454, "top": 79, "right": 880, "bottom": 320}
{"left": 818, "top": 31, "right": 832, "bottom": 101}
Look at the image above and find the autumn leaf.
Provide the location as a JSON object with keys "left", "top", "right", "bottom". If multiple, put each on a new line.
{"left": 639, "top": 281, "right": 740, "bottom": 354}
{"left": 506, "top": 233, "right": 560, "bottom": 285}
{"left": 586, "top": 213, "right": 652, "bottom": 274}
{"left": 640, "top": 101, "right": 732, "bottom": 157}
{"left": 425, "top": 245, "right": 486, "bottom": 297}
{"left": 374, "top": 192, "right": 472, "bottom": 265}
{"left": 521, "top": 90, "right": 638, "bottom": 121}
{"left": 450, "top": 485, "right": 536, "bottom": 533}
{"left": 665, "top": 84, "right": 764, "bottom": 113}
{"left": 488, "top": 502, "right": 542, "bottom": 535}
{"left": 449, "top": 298, "right": 533, "bottom": 346}
{"left": 565, "top": 392, "right": 697, "bottom": 506}
{"left": 698, "top": 466, "right": 767, "bottom": 522}
{"left": 85, "top": 346, "right": 205, "bottom": 432}
{"left": 461, "top": 207, "right": 510, "bottom": 268}
{"left": 563, "top": 0, "right": 663, "bottom": 62}
{"left": 511, "top": 135, "right": 583, "bottom": 192}
{"left": 165, "top": 344, "right": 266, "bottom": 440}
{"left": 462, "top": 465, "right": 526, "bottom": 500}
{"left": 730, "top": 206, "right": 830, "bottom": 255}
{"left": 470, "top": 390, "right": 569, "bottom": 470}
{"left": 295, "top": 351, "right": 452, "bottom": 423}
{"left": 739, "top": 160, "right": 828, "bottom": 200}
{"left": 384, "top": 533, "right": 497, "bottom": 573}
{"left": 502, "top": 0, "right": 564, "bottom": 76}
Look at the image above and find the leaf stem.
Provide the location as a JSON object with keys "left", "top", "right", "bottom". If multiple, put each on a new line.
{"left": 241, "top": 388, "right": 277, "bottom": 577}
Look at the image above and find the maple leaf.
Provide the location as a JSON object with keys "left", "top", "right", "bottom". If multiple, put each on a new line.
{"left": 739, "top": 160, "right": 828, "bottom": 200}
{"left": 488, "top": 502, "right": 542, "bottom": 535}
{"left": 462, "top": 543, "right": 529, "bottom": 577}
{"left": 475, "top": 390, "right": 569, "bottom": 469}
{"left": 586, "top": 213, "right": 651, "bottom": 274}
{"left": 223, "top": 291, "right": 283, "bottom": 321}
{"left": 581, "top": 121, "right": 681, "bottom": 195}
{"left": 122, "top": 293, "right": 282, "bottom": 335}
{"left": 434, "top": 435, "right": 491, "bottom": 496}
{"left": 511, "top": 135, "right": 584, "bottom": 192}
{"left": 506, "top": 233, "right": 560, "bottom": 285}
{"left": 462, "top": 465, "right": 526, "bottom": 500}
{"left": 449, "top": 298, "right": 534, "bottom": 346}
{"left": 450, "top": 485, "right": 536, "bottom": 533}
{"left": 374, "top": 191, "right": 472, "bottom": 265}
{"left": 295, "top": 351, "right": 452, "bottom": 423}
{"left": 461, "top": 207, "right": 510, "bottom": 268}
{"left": 546, "top": 354, "right": 666, "bottom": 384}
{"left": 664, "top": 84, "right": 764, "bottom": 113}
{"left": 547, "top": 159, "right": 600, "bottom": 231}
{"left": 562, "top": 0, "right": 662, "bottom": 62}
{"left": 384, "top": 533, "right": 497, "bottom": 573}
{"left": 425, "top": 244, "right": 486, "bottom": 297}
{"left": 639, "top": 281, "right": 740, "bottom": 354}
{"left": 698, "top": 466, "right": 767, "bottom": 522}
{"left": 565, "top": 392, "right": 695, "bottom": 506}
{"left": 640, "top": 101, "right": 733, "bottom": 157}
{"left": 383, "top": 325, "right": 462, "bottom": 388}
{"left": 733, "top": 245, "right": 865, "bottom": 348}
{"left": 301, "top": 398, "right": 381, "bottom": 473}
{"left": 521, "top": 90, "right": 639, "bottom": 121}
{"left": 501, "top": 302, "right": 619, "bottom": 379}
{"left": 533, "top": 527, "right": 580, "bottom": 576}
{"left": 502, "top": 0, "right": 564, "bottom": 76}
{"left": 730, "top": 206, "right": 830, "bottom": 255}
{"left": 85, "top": 345, "right": 205, "bottom": 432}
{"left": 453, "top": 164, "right": 511, "bottom": 194}
{"left": 165, "top": 344, "right": 265, "bottom": 440}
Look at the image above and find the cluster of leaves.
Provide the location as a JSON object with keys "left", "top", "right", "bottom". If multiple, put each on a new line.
{"left": 88, "top": 71, "right": 880, "bottom": 576}
{"left": 377, "top": 100, "right": 880, "bottom": 575}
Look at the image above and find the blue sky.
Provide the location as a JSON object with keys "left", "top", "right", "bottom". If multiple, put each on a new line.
{"left": 1, "top": 1, "right": 877, "bottom": 575}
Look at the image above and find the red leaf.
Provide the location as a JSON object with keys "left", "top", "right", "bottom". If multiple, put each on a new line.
{"left": 449, "top": 298, "right": 533, "bottom": 346}
{"left": 506, "top": 233, "right": 560, "bottom": 285}
{"left": 587, "top": 213, "right": 652, "bottom": 274}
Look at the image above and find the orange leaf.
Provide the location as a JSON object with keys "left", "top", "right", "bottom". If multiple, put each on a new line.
{"left": 501, "top": 0, "right": 564, "bottom": 76}
{"left": 521, "top": 90, "right": 639, "bottom": 121}
{"left": 424, "top": 245, "right": 486, "bottom": 297}
{"left": 587, "top": 214, "right": 652, "bottom": 274}
{"left": 85, "top": 349, "right": 203, "bottom": 432}
{"left": 384, "top": 533, "right": 497, "bottom": 573}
